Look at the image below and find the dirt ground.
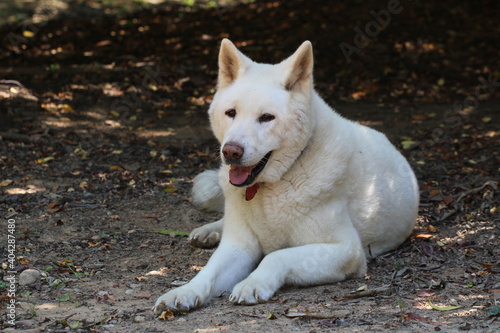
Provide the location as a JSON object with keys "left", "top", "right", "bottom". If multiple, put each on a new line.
{"left": 1, "top": 1, "right": 499, "bottom": 332}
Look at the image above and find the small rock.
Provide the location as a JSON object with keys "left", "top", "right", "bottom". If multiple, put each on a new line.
{"left": 170, "top": 280, "right": 188, "bottom": 287}
{"left": 459, "top": 323, "right": 472, "bottom": 331}
{"left": 19, "top": 269, "right": 41, "bottom": 286}
{"left": 125, "top": 289, "right": 137, "bottom": 294}
{"left": 133, "top": 315, "right": 146, "bottom": 323}
{"left": 335, "top": 318, "right": 350, "bottom": 327}
{"left": 97, "top": 290, "right": 110, "bottom": 297}
{"left": 118, "top": 309, "right": 130, "bottom": 316}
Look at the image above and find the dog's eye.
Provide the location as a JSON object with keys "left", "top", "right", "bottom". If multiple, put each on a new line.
{"left": 258, "top": 113, "right": 275, "bottom": 123}
{"left": 225, "top": 109, "right": 236, "bottom": 118}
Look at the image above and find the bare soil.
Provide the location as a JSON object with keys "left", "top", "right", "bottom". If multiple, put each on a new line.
{"left": 1, "top": 1, "right": 499, "bottom": 332}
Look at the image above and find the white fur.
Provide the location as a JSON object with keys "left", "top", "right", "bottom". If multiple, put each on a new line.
{"left": 154, "top": 39, "right": 419, "bottom": 313}
{"left": 191, "top": 170, "right": 224, "bottom": 212}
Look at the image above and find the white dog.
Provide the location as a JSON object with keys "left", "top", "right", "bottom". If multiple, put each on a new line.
{"left": 153, "top": 39, "right": 419, "bottom": 314}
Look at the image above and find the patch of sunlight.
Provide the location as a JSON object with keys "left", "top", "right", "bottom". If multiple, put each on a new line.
{"left": 394, "top": 40, "right": 444, "bottom": 54}
{"left": 455, "top": 223, "right": 495, "bottom": 239}
{"left": 83, "top": 111, "right": 106, "bottom": 120}
{"left": 196, "top": 326, "right": 232, "bottom": 333}
{"left": 104, "top": 119, "right": 122, "bottom": 128}
{"left": 453, "top": 307, "right": 479, "bottom": 317}
{"left": 6, "top": 185, "right": 45, "bottom": 195}
{"left": 145, "top": 267, "right": 171, "bottom": 276}
{"left": 43, "top": 118, "right": 73, "bottom": 128}
{"left": 136, "top": 129, "right": 176, "bottom": 138}
{"left": 37, "top": 302, "right": 59, "bottom": 310}
{"left": 190, "top": 265, "right": 204, "bottom": 272}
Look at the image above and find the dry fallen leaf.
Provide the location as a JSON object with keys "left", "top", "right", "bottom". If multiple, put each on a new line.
{"left": 133, "top": 292, "right": 152, "bottom": 299}
{"left": 428, "top": 299, "right": 461, "bottom": 311}
{"left": 429, "top": 189, "right": 441, "bottom": 196}
{"left": 158, "top": 309, "right": 175, "bottom": 321}
{"left": 442, "top": 196, "right": 454, "bottom": 204}
{"left": 23, "top": 30, "right": 35, "bottom": 38}
{"left": 266, "top": 312, "right": 277, "bottom": 319}
{"left": 404, "top": 312, "right": 433, "bottom": 323}
{"left": 57, "top": 259, "right": 73, "bottom": 267}
{"left": 164, "top": 184, "right": 178, "bottom": 193}
{"left": 415, "top": 233, "right": 433, "bottom": 239}
{"left": 47, "top": 202, "right": 64, "bottom": 213}
{"left": 356, "top": 284, "right": 368, "bottom": 291}
{"left": 79, "top": 181, "right": 94, "bottom": 189}
{"left": 401, "top": 140, "right": 417, "bottom": 150}
{"left": 109, "top": 164, "right": 125, "bottom": 171}
{"left": 426, "top": 225, "right": 438, "bottom": 233}
{"left": 417, "top": 289, "right": 435, "bottom": 297}
{"left": 35, "top": 156, "right": 54, "bottom": 164}
{"left": 0, "top": 179, "right": 13, "bottom": 187}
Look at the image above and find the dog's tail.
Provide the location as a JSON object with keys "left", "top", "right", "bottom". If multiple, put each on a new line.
{"left": 191, "top": 169, "right": 225, "bottom": 213}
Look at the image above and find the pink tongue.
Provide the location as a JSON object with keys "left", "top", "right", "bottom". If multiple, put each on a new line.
{"left": 229, "top": 165, "right": 253, "bottom": 185}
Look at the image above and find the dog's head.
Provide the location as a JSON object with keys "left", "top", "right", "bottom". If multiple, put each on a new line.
{"left": 208, "top": 39, "right": 316, "bottom": 187}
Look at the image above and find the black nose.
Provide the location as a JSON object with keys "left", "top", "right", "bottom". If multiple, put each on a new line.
{"left": 222, "top": 142, "right": 244, "bottom": 162}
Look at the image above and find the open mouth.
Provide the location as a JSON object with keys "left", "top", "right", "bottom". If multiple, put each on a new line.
{"left": 228, "top": 151, "right": 272, "bottom": 187}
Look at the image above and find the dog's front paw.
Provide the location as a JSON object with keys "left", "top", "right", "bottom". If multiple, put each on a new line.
{"left": 188, "top": 223, "right": 221, "bottom": 249}
{"left": 153, "top": 287, "right": 205, "bottom": 315}
{"left": 229, "top": 276, "right": 277, "bottom": 305}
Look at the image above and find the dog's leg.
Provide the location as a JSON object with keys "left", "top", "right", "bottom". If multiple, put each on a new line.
{"left": 188, "top": 218, "right": 223, "bottom": 248}
{"left": 153, "top": 231, "right": 261, "bottom": 314}
{"left": 229, "top": 241, "right": 367, "bottom": 305}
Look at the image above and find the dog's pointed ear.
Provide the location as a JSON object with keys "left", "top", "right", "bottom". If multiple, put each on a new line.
{"left": 218, "top": 39, "right": 250, "bottom": 89}
{"left": 283, "top": 41, "right": 314, "bottom": 91}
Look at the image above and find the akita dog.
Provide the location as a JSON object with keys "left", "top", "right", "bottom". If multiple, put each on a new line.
{"left": 153, "top": 39, "right": 419, "bottom": 314}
